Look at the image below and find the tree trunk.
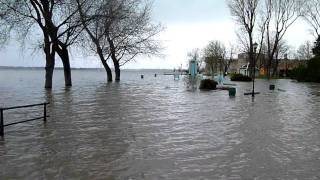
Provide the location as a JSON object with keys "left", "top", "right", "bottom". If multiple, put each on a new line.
{"left": 248, "top": 33, "right": 254, "bottom": 78}
{"left": 266, "top": 55, "right": 272, "bottom": 79}
{"left": 45, "top": 60, "right": 55, "bottom": 89}
{"left": 56, "top": 45, "right": 72, "bottom": 87}
{"left": 114, "top": 60, "right": 120, "bottom": 81}
{"left": 77, "top": 4, "right": 112, "bottom": 82}
{"left": 101, "top": 60, "right": 113, "bottom": 82}
{"left": 44, "top": 36, "right": 55, "bottom": 89}
{"left": 272, "top": 58, "right": 279, "bottom": 77}
{"left": 96, "top": 46, "right": 113, "bottom": 82}
{"left": 107, "top": 34, "right": 120, "bottom": 81}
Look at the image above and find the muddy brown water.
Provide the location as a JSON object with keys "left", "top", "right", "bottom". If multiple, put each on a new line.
{"left": 1, "top": 69, "right": 320, "bottom": 179}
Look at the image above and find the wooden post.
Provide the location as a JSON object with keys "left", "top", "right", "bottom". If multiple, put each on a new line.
{"left": 43, "top": 103, "right": 47, "bottom": 122}
{"left": 0, "top": 109, "right": 4, "bottom": 137}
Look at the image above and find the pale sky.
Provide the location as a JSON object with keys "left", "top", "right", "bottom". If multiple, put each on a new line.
{"left": 0, "top": 0, "right": 315, "bottom": 69}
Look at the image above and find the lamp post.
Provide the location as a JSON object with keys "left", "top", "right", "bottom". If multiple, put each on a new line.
{"left": 252, "top": 42, "right": 258, "bottom": 97}
{"left": 284, "top": 54, "right": 288, "bottom": 77}
{"left": 219, "top": 56, "right": 223, "bottom": 84}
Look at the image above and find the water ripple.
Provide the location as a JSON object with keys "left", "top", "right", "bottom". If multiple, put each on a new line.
{"left": 0, "top": 70, "right": 320, "bottom": 179}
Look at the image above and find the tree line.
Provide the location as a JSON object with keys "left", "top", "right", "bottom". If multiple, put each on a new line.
{"left": 227, "top": 0, "right": 320, "bottom": 78}
{"left": 187, "top": 41, "right": 236, "bottom": 77}
{"left": 291, "top": 36, "right": 320, "bottom": 82}
{"left": 188, "top": 0, "right": 319, "bottom": 79}
{"left": 0, "top": 0, "right": 162, "bottom": 88}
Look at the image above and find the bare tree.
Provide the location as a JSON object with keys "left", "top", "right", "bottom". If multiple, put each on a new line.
{"left": 228, "top": 0, "right": 259, "bottom": 77}
{"left": 224, "top": 43, "right": 237, "bottom": 74}
{"left": 203, "top": 40, "right": 226, "bottom": 77}
{"left": 188, "top": 48, "right": 200, "bottom": 61}
{"left": 53, "top": 1, "right": 84, "bottom": 87}
{"left": 235, "top": 28, "right": 250, "bottom": 53}
{"left": 235, "top": 14, "right": 268, "bottom": 69}
{"left": 103, "top": 0, "right": 162, "bottom": 81}
{"left": 76, "top": 0, "right": 114, "bottom": 81}
{"left": 187, "top": 48, "right": 201, "bottom": 72}
{"left": 0, "top": 0, "right": 83, "bottom": 88}
{"left": 276, "top": 40, "right": 291, "bottom": 59}
{"left": 77, "top": 0, "right": 162, "bottom": 81}
{"left": 262, "top": 0, "right": 301, "bottom": 77}
{"left": 296, "top": 41, "right": 313, "bottom": 60}
{"left": 302, "top": 0, "right": 320, "bottom": 37}
{"left": 0, "top": 1, "right": 55, "bottom": 88}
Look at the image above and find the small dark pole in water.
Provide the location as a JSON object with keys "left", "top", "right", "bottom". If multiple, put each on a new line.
{"left": 0, "top": 108, "right": 4, "bottom": 137}
{"left": 252, "top": 42, "right": 258, "bottom": 98}
{"left": 141, "top": 75, "right": 144, "bottom": 79}
{"left": 154, "top": 74, "right": 157, "bottom": 77}
{"left": 43, "top": 103, "right": 47, "bottom": 122}
{"left": 269, "top": 84, "right": 275, "bottom": 90}
{"left": 285, "top": 54, "right": 288, "bottom": 77}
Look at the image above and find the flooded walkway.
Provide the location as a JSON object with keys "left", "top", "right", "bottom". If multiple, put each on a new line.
{"left": 1, "top": 69, "right": 320, "bottom": 179}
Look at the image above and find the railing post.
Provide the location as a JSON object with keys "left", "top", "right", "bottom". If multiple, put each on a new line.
{"left": 0, "top": 108, "right": 4, "bottom": 137}
{"left": 43, "top": 103, "right": 47, "bottom": 122}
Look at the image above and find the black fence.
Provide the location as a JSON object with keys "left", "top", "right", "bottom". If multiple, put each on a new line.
{"left": 0, "top": 102, "right": 49, "bottom": 137}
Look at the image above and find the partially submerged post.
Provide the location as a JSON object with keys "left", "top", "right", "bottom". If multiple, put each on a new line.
{"left": 269, "top": 85, "right": 275, "bottom": 90}
{"left": 44, "top": 103, "right": 47, "bottom": 122}
{"left": 229, "top": 87, "right": 236, "bottom": 97}
{"left": 0, "top": 108, "right": 4, "bottom": 137}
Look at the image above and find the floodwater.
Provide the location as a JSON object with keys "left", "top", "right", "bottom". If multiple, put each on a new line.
{"left": 0, "top": 69, "right": 320, "bottom": 179}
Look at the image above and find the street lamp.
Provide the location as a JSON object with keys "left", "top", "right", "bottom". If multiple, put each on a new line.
{"left": 284, "top": 54, "right": 288, "bottom": 77}
{"left": 252, "top": 42, "right": 258, "bottom": 97}
{"left": 218, "top": 56, "right": 223, "bottom": 84}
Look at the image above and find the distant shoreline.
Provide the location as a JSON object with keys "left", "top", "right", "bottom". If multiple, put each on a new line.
{"left": 0, "top": 66, "right": 103, "bottom": 70}
{"left": 0, "top": 66, "right": 173, "bottom": 71}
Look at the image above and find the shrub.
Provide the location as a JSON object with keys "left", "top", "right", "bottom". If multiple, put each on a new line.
{"left": 290, "top": 65, "right": 308, "bottom": 82}
{"left": 312, "top": 36, "right": 320, "bottom": 56}
{"left": 306, "top": 57, "right": 320, "bottom": 82}
{"left": 199, "top": 79, "right": 218, "bottom": 90}
{"left": 291, "top": 57, "right": 320, "bottom": 83}
{"left": 230, "top": 73, "right": 252, "bottom": 82}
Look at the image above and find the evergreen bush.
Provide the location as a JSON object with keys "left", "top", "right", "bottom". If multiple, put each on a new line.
{"left": 199, "top": 79, "right": 218, "bottom": 90}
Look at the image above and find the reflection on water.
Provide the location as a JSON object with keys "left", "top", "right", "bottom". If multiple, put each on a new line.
{"left": 0, "top": 69, "right": 320, "bottom": 179}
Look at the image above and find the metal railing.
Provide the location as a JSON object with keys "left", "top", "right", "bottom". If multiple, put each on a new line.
{"left": 0, "top": 102, "right": 49, "bottom": 137}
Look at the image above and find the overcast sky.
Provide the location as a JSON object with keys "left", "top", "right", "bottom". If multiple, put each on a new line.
{"left": 0, "top": 0, "right": 315, "bottom": 69}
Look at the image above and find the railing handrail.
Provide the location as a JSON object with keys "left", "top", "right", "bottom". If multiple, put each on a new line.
{"left": 0, "top": 102, "right": 50, "bottom": 111}
{"left": 0, "top": 102, "right": 50, "bottom": 137}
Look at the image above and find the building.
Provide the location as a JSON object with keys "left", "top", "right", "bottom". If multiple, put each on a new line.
{"left": 229, "top": 52, "right": 307, "bottom": 77}
{"left": 228, "top": 53, "right": 267, "bottom": 76}
{"left": 239, "top": 63, "right": 259, "bottom": 77}
{"left": 277, "top": 59, "right": 307, "bottom": 77}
